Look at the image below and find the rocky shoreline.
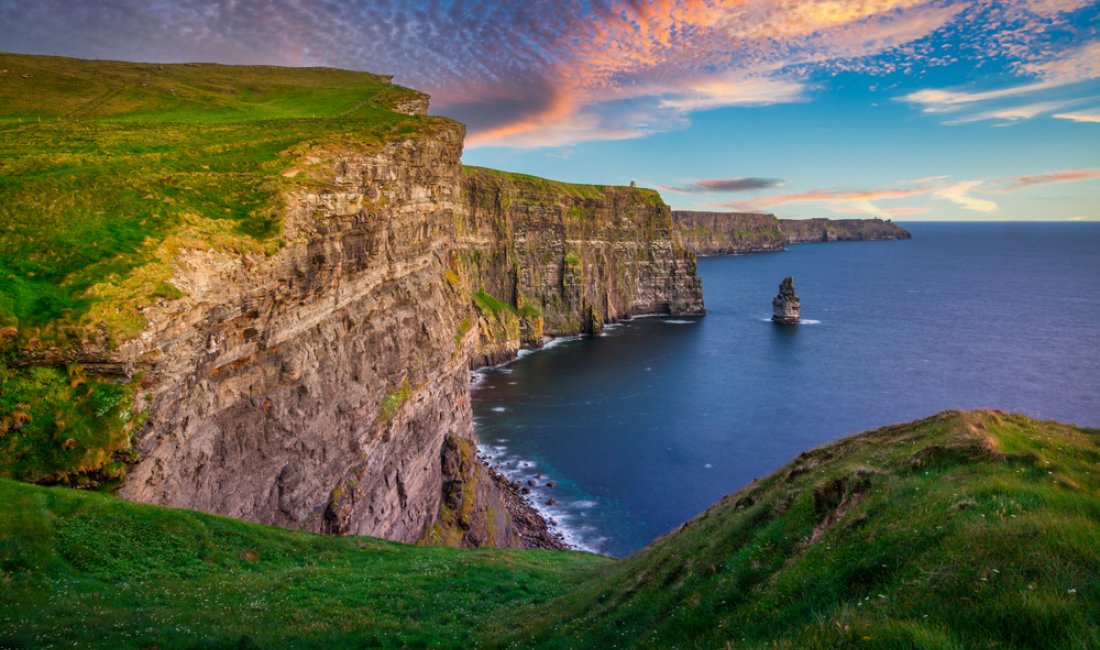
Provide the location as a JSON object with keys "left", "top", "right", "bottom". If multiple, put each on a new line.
{"left": 486, "top": 464, "right": 568, "bottom": 550}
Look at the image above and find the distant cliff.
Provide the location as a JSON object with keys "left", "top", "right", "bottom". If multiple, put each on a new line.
{"left": 670, "top": 211, "right": 785, "bottom": 255}
{"left": 672, "top": 211, "right": 910, "bottom": 255}
{"left": 461, "top": 167, "right": 704, "bottom": 366}
{"left": 779, "top": 217, "right": 911, "bottom": 243}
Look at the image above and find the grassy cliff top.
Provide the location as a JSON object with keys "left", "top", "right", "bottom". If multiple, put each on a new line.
{"left": 0, "top": 53, "right": 438, "bottom": 344}
{"left": 463, "top": 165, "right": 665, "bottom": 206}
{"left": 3, "top": 410, "right": 1097, "bottom": 648}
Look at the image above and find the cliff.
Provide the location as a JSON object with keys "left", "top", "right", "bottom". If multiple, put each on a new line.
{"left": 0, "top": 54, "right": 703, "bottom": 550}
{"left": 671, "top": 210, "right": 911, "bottom": 255}
{"left": 671, "top": 210, "right": 785, "bottom": 255}
{"left": 5, "top": 411, "right": 1097, "bottom": 648}
{"left": 779, "top": 217, "right": 912, "bottom": 243}
{"left": 460, "top": 167, "right": 704, "bottom": 365}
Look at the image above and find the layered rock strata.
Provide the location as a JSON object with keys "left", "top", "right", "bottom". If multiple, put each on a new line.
{"left": 671, "top": 211, "right": 785, "bottom": 255}
{"left": 460, "top": 167, "right": 705, "bottom": 364}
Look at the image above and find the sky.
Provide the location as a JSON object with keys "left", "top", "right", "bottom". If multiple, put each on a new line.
{"left": 2, "top": 1, "right": 1099, "bottom": 220}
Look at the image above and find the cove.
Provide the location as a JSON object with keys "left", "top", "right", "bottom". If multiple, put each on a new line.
{"left": 472, "top": 222, "right": 1100, "bottom": 557}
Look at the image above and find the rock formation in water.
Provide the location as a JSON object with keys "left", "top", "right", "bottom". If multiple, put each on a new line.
{"left": 772, "top": 277, "right": 800, "bottom": 324}
{"left": 671, "top": 211, "right": 910, "bottom": 256}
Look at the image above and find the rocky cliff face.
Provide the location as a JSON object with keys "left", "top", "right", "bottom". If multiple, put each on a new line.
{"left": 115, "top": 120, "right": 525, "bottom": 546}
{"left": 460, "top": 168, "right": 704, "bottom": 364}
{"left": 671, "top": 212, "right": 911, "bottom": 256}
{"left": 43, "top": 129, "right": 704, "bottom": 550}
{"left": 671, "top": 211, "right": 785, "bottom": 255}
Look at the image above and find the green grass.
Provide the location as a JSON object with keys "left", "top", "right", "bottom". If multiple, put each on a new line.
{"left": 463, "top": 165, "right": 664, "bottom": 206}
{"left": 0, "top": 478, "right": 608, "bottom": 649}
{"left": 0, "top": 53, "right": 438, "bottom": 344}
{"left": 495, "top": 411, "right": 1100, "bottom": 649}
{"left": 2, "top": 410, "right": 1097, "bottom": 648}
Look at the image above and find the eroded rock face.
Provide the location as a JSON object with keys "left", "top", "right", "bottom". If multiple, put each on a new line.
{"left": 459, "top": 168, "right": 705, "bottom": 363}
{"left": 772, "top": 277, "right": 800, "bottom": 324}
{"left": 120, "top": 124, "right": 495, "bottom": 543}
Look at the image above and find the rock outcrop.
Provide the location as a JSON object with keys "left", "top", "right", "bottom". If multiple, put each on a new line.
{"left": 771, "top": 277, "right": 800, "bottom": 324}
{"left": 671, "top": 211, "right": 910, "bottom": 256}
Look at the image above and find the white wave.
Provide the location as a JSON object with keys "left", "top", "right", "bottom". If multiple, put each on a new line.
{"left": 759, "top": 317, "right": 823, "bottom": 325}
{"left": 663, "top": 319, "right": 696, "bottom": 325}
{"left": 490, "top": 406, "right": 507, "bottom": 413}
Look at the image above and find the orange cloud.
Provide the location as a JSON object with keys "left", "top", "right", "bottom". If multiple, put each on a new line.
{"left": 1010, "top": 169, "right": 1100, "bottom": 188}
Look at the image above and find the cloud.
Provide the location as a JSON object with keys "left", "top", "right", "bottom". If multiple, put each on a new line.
{"left": 720, "top": 183, "right": 937, "bottom": 218}
{"left": 660, "top": 177, "right": 786, "bottom": 194}
{"left": 709, "top": 163, "right": 1100, "bottom": 217}
{"left": 902, "top": 41, "right": 1100, "bottom": 124}
{"left": 1009, "top": 168, "right": 1100, "bottom": 188}
{"left": 1053, "top": 110, "right": 1100, "bottom": 123}
{"left": 934, "top": 182, "right": 999, "bottom": 213}
{"left": 0, "top": 1, "right": 1096, "bottom": 147}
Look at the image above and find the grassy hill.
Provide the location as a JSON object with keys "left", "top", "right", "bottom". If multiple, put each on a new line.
{"left": 2, "top": 410, "right": 1097, "bottom": 648}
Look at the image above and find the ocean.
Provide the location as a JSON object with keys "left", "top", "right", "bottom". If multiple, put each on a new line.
{"left": 471, "top": 222, "right": 1100, "bottom": 557}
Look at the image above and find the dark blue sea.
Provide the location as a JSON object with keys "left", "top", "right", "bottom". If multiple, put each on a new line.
{"left": 472, "top": 222, "right": 1100, "bottom": 557}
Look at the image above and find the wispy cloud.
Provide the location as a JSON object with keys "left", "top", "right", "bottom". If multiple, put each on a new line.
{"left": 1009, "top": 168, "right": 1100, "bottom": 188}
{"left": 934, "top": 181, "right": 999, "bottom": 213}
{"left": 660, "top": 177, "right": 786, "bottom": 194}
{"left": 1053, "top": 110, "right": 1100, "bottom": 123}
{"left": 715, "top": 164, "right": 1100, "bottom": 217}
{"left": 720, "top": 182, "right": 939, "bottom": 218}
{"left": 902, "top": 41, "right": 1100, "bottom": 124}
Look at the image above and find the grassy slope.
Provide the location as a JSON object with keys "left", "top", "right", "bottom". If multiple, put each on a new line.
{"left": 0, "top": 54, "right": 441, "bottom": 484}
{"left": 498, "top": 411, "right": 1100, "bottom": 649}
{"left": 0, "top": 478, "right": 609, "bottom": 649}
{"left": 2, "top": 411, "right": 1097, "bottom": 648}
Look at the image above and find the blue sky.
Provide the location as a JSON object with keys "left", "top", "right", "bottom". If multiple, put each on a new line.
{"left": 1, "top": 0, "right": 1098, "bottom": 219}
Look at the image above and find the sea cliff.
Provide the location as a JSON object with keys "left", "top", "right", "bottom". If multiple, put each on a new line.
{"left": 0, "top": 54, "right": 703, "bottom": 550}
{"left": 672, "top": 210, "right": 910, "bottom": 255}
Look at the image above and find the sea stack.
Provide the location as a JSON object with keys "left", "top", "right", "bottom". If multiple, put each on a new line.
{"left": 772, "top": 277, "right": 800, "bottom": 324}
